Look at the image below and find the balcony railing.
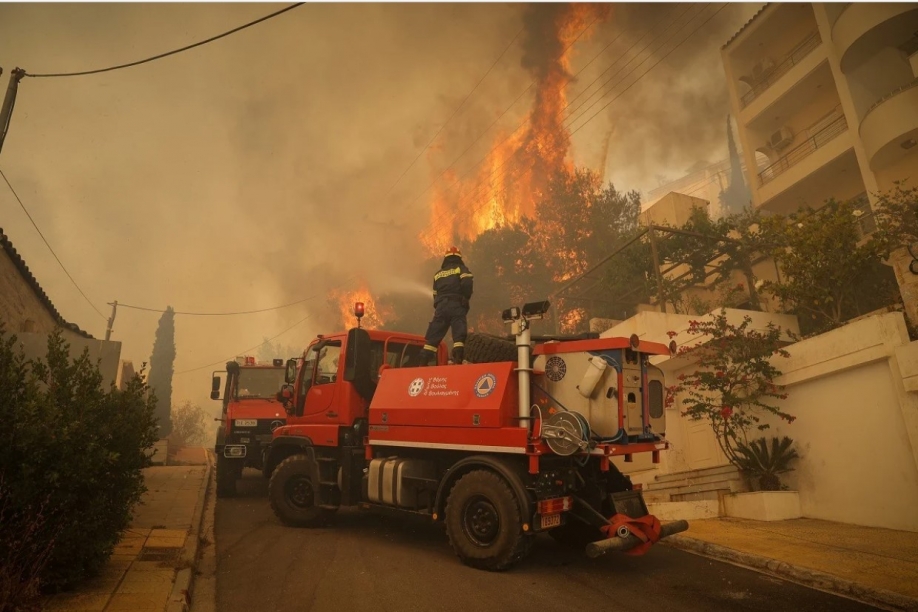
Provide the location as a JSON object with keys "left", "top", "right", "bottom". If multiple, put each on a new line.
{"left": 741, "top": 31, "right": 822, "bottom": 108}
{"left": 758, "top": 112, "right": 849, "bottom": 186}
{"left": 863, "top": 77, "right": 918, "bottom": 121}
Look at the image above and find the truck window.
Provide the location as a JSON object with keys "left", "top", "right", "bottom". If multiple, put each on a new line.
{"left": 236, "top": 368, "right": 285, "bottom": 399}
{"left": 315, "top": 344, "right": 341, "bottom": 385}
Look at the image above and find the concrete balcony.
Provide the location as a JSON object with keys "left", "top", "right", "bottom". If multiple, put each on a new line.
{"left": 739, "top": 31, "right": 822, "bottom": 110}
{"left": 859, "top": 78, "right": 918, "bottom": 170}
{"left": 758, "top": 110, "right": 848, "bottom": 187}
{"left": 833, "top": 3, "right": 918, "bottom": 73}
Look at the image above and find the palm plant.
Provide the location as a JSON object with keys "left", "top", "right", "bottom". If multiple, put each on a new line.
{"left": 734, "top": 436, "right": 799, "bottom": 491}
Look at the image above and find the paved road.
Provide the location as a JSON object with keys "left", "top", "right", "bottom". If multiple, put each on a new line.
{"left": 215, "top": 470, "right": 881, "bottom": 612}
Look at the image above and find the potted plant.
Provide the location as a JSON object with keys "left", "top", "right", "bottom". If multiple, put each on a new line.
{"left": 734, "top": 436, "right": 799, "bottom": 491}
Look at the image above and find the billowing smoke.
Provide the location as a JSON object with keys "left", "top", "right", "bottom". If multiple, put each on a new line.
{"left": 0, "top": 3, "right": 762, "bottom": 412}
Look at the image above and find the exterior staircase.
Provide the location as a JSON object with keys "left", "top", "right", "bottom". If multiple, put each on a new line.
{"left": 641, "top": 464, "right": 746, "bottom": 504}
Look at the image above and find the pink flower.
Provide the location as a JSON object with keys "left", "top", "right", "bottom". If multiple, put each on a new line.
{"left": 720, "top": 406, "right": 733, "bottom": 419}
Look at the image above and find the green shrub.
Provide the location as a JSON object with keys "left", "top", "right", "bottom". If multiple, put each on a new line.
{"left": 0, "top": 327, "right": 157, "bottom": 608}
{"left": 734, "top": 436, "right": 800, "bottom": 491}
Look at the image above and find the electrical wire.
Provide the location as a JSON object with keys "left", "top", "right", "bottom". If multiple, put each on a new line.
{"left": 24, "top": 3, "right": 304, "bottom": 78}
{"left": 115, "top": 277, "right": 356, "bottom": 316}
{"left": 568, "top": 4, "right": 730, "bottom": 137}
{"left": 422, "top": 6, "right": 699, "bottom": 240}
{"left": 403, "top": 14, "right": 604, "bottom": 213}
{"left": 382, "top": 26, "right": 525, "bottom": 200}
{"left": 0, "top": 167, "right": 107, "bottom": 320}
{"left": 425, "top": 4, "right": 731, "bottom": 246}
{"left": 174, "top": 312, "right": 313, "bottom": 375}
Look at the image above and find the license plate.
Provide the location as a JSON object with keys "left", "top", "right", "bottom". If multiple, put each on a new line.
{"left": 235, "top": 419, "right": 257, "bottom": 427}
{"left": 540, "top": 513, "right": 561, "bottom": 529}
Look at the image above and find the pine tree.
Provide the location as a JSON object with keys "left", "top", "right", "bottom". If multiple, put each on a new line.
{"left": 148, "top": 307, "right": 176, "bottom": 437}
{"left": 718, "top": 115, "right": 752, "bottom": 218}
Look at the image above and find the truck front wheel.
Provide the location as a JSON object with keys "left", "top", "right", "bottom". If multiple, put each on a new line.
{"left": 268, "top": 454, "right": 333, "bottom": 527}
{"left": 216, "top": 454, "right": 241, "bottom": 498}
{"left": 445, "top": 470, "right": 533, "bottom": 571}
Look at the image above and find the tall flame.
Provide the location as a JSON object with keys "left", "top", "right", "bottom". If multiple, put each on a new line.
{"left": 421, "top": 4, "right": 609, "bottom": 256}
{"left": 329, "top": 285, "right": 390, "bottom": 330}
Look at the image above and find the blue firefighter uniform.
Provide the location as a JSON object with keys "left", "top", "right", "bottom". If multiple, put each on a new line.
{"left": 420, "top": 247, "right": 473, "bottom": 365}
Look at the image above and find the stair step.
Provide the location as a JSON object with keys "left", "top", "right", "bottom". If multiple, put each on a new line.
{"left": 318, "top": 480, "right": 338, "bottom": 487}
{"left": 644, "top": 471, "right": 744, "bottom": 491}
{"left": 318, "top": 504, "right": 339, "bottom": 510}
{"left": 652, "top": 464, "right": 738, "bottom": 485}
{"left": 644, "top": 480, "right": 743, "bottom": 503}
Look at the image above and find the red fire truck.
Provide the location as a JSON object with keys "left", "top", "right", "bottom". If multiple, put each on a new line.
{"left": 265, "top": 301, "right": 687, "bottom": 570}
{"left": 212, "top": 356, "right": 287, "bottom": 497}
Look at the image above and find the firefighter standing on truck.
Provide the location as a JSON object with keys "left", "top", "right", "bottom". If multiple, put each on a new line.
{"left": 420, "top": 246, "right": 473, "bottom": 366}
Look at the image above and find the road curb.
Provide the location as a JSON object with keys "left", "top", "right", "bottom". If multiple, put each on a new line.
{"left": 166, "top": 450, "right": 213, "bottom": 612}
{"left": 664, "top": 534, "right": 918, "bottom": 612}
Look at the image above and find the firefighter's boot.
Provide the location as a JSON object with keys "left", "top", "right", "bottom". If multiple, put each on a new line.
{"left": 419, "top": 348, "right": 437, "bottom": 367}
{"left": 451, "top": 346, "right": 464, "bottom": 365}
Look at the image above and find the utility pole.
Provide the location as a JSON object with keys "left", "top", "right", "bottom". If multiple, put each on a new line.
{"left": 105, "top": 301, "right": 118, "bottom": 341}
{"left": 0, "top": 68, "right": 26, "bottom": 157}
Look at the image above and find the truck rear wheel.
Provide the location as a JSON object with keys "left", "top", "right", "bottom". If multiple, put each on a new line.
{"left": 269, "top": 455, "right": 333, "bottom": 527}
{"left": 445, "top": 470, "right": 533, "bottom": 571}
{"left": 465, "top": 333, "right": 517, "bottom": 364}
{"left": 216, "top": 454, "right": 240, "bottom": 498}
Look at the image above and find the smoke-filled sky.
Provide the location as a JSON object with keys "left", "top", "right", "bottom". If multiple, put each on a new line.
{"left": 0, "top": 2, "right": 761, "bottom": 410}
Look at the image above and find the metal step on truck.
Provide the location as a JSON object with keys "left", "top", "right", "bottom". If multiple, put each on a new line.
{"left": 264, "top": 300, "right": 688, "bottom": 570}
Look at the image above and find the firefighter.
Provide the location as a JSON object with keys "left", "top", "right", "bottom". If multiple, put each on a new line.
{"left": 420, "top": 246, "right": 473, "bottom": 366}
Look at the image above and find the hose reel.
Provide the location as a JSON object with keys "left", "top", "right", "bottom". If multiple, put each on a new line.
{"left": 541, "top": 411, "right": 591, "bottom": 456}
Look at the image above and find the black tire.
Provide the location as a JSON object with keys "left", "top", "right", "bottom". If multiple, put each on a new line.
{"left": 268, "top": 454, "right": 333, "bottom": 527}
{"left": 548, "top": 518, "right": 605, "bottom": 549}
{"left": 216, "top": 454, "right": 240, "bottom": 498}
{"left": 445, "top": 470, "right": 534, "bottom": 571}
{"left": 465, "top": 333, "right": 518, "bottom": 364}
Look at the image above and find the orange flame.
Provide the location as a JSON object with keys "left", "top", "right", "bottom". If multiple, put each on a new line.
{"left": 329, "top": 285, "right": 390, "bottom": 330}
{"left": 421, "top": 4, "right": 609, "bottom": 256}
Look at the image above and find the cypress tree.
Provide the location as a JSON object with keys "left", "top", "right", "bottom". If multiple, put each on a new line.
{"left": 148, "top": 307, "right": 175, "bottom": 437}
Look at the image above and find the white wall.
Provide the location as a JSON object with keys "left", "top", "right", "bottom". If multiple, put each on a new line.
{"left": 608, "top": 308, "right": 918, "bottom": 532}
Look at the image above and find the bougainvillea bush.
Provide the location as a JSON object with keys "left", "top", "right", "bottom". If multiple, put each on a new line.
{"left": 667, "top": 310, "right": 797, "bottom": 486}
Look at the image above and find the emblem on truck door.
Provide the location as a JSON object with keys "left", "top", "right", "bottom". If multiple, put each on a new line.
{"left": 408, "top": 378, "right": 425, "bottom": 397}
{"left": 474, "top": 373, "right": 497, "bottom": 398}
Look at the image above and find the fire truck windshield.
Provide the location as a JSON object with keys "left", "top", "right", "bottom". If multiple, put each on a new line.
{"left": 236, "top": 368, "right": 285, "bottom": 399}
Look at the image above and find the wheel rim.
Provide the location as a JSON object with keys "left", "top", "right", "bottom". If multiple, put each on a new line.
{"left": 462, "top": 495, "right": 501, "bottom": 547}
{"left": 285, "top": 474, "right": 314, "bottom": 509}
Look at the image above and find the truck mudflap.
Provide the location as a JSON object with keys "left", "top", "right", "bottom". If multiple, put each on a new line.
{"left": 585, "top": 516, "right": 689, "bottom": 558}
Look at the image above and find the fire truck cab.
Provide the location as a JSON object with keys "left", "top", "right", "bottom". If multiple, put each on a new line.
{"left": 212, "top": 356, "right": 287, "bottom": 497}
{"left": 265, "top": 301, "right": 688, "bottom": 570}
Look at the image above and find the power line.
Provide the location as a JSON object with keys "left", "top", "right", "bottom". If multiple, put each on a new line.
{"left": 0, "top": 167, "right": 106, "bottom": 320}
{"left": 113, "top": 274, "right": 358, "bottom": 316}
{"left": 425, "top": 4, "right": 731, "bottom": 246}
{"left": 562, "top": 3, "right": 695, "bottom": 120}
{"left": 24, "top": 3, "right": 304, "bottom": 79}
{"left": 174, "top": 312, "right": 312, "bottom": 375}
{"left": 423, "top": 8, "right": 694, "bottom": 242}
{"left": 403, "top": 15, "right": 603, "bottom": 214}
{"left": 569, "top": 4, "right": 730, "bottom": 136}
{"left": 424, "top": 6, "right": 696, "bottom": 237}
{"left": 382, "top": 26, "right": 525, "bottom": 201}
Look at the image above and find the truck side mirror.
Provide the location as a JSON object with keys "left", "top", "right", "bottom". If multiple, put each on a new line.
{"left": 275, "top": 384, "right": 293, "bottom": 405}
{"left": 211, "top": 375, "right": 221, "bottom": 400}
{"left": 285, "top": 359, "right": 297, "bottom": 384}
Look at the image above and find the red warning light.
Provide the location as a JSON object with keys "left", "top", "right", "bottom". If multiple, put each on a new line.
{"left": 354, "top": 302, "right": 365, "bottom": 319}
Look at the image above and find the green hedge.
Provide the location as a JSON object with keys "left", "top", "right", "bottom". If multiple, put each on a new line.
{"left": 0, "top": 328, "right": 157, "bottom": 609}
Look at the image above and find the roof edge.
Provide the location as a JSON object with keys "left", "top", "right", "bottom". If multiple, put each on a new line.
{"left": 0, "top": 227, "right": 95, "bottom": 339}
